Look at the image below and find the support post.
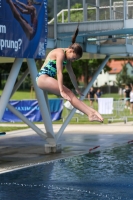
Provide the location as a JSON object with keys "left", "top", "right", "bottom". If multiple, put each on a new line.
{"left": 11, "top": 68, "right": 29, "bottom": 97}
{"left": 0, "top": 58, "right": 23, "bottom": 121}
{"left": 6, "top": 102, "right": 48, "bottom": 139}
{"left": 27, "top": 59, "right": 55, "bottom": 144}
{"left": 82, "top": 56, "right": 110, "bottom": 98}
{"left": 56, "top": 55, "right": 110, "bottom": 142}
{"left": 43, "top": 91, "right": 50, "bottom": 113}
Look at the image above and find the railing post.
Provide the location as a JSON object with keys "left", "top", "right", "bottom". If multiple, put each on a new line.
{"left": 114, "top": 2, "right": 116, "bottom": 20}
{"left": 62, "top": 10, "right": 64, "bottom": 23}
{"left": 83, "top": 0, "right": 87, "bottom": 21}
{"left": 110, "top": 0, "right": 112, "bottom": 20}
{"left": 96, "top": 0, "right": 99, "bottom": 21}
{"left": 126, "top": 0, "right": 128, "bottom": 20}
{"left": 123, "top": 0, "right": 126, "bottom": 27}
{"left": 68, "top": 0, "right": 70, "bottom": 22}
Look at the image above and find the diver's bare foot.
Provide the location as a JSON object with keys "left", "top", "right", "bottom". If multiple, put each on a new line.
{"left": 89, "top": 111, "right": 103, "bottom": 123}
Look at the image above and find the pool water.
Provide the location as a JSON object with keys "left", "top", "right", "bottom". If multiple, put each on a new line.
{"left": 0, "top": 144, "right": 133, "bottom": 200}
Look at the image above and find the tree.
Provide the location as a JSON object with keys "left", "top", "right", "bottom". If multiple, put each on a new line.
{"left": 0, "top": 60, "right": 42, "bottom": 90}
{"left": 62, "top": 59, "right": 111, "bottom": 89}
{"left": 0, "top": 63, "right": 13, "bottom": 89}
{"left": 116, "top": 63, "right": 133, "bottom": 87}
{"left": 71, "top": 59, "right": 111, "bottom": 87}
{"left": 57, "top": 3, "right": 83, "bottom": 23}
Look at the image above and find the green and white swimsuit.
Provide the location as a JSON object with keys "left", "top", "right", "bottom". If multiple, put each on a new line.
{"left": 36, "top": 50, "right": 67, "bottom": 81}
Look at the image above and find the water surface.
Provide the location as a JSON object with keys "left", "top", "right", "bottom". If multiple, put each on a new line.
{"left": 0, "top": 144, "right": 133, "bottom": 200}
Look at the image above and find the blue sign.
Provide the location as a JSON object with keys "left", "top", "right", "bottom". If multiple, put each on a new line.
{"left": 1, "top": 99, "right": 63, "bottom": 122}
{"left": 0, "top": 0, "right": 47, "bottom": 58}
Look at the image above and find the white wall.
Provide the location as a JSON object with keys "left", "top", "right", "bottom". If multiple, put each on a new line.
{"left": 93, "top": 70, "right": 116, "bottom": 87}
{"left": 93, "top": 63, "right": 133, "bottom": 87}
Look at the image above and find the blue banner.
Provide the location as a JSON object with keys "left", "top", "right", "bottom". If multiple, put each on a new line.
{"left": 1, "top": 99, "right": 63, "bottom": 122}
{"left": 0, "top": 0, "right": 47, "bottom": 58}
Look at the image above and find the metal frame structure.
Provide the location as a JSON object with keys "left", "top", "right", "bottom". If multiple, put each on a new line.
{"left": 0, "top": 0, "right": 133, "bottom": 148}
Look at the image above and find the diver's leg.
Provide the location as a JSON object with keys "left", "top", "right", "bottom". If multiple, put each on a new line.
{"left": 37, "top": 75, "right": 103, "bottom": 122}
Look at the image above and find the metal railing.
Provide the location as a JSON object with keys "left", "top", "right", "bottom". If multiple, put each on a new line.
{"left": 48, "top": 0, "right": 133, "bottom": 24}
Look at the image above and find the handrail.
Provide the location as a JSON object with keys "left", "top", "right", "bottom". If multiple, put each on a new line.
{"left": 48, "top": 2, "right": 133, "bottom": 24}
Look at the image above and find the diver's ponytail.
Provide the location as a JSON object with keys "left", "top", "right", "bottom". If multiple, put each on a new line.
{"left": 71, "top": 23, "right": 79, "bottom": 44}
{"left": 69, "top": 23, "right": 83, "bottom": 57}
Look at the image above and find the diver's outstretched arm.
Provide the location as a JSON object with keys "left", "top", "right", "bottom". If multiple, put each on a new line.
{"left": 66, "top": 62, "right": 83, "bottom": 96}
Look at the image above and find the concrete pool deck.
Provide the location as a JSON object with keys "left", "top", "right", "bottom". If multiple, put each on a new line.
{"left": 0, "top": 122, "right": 133, "bottom": 173}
